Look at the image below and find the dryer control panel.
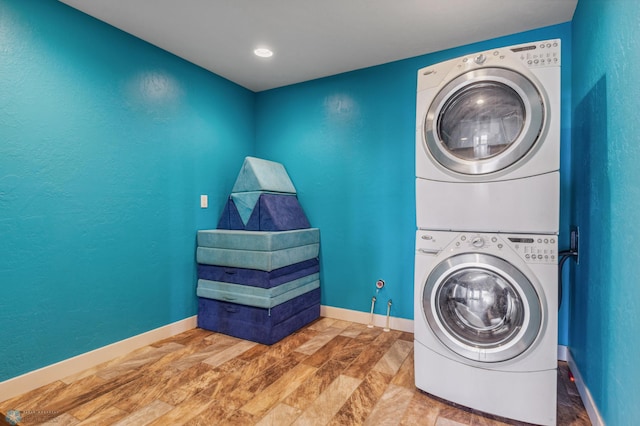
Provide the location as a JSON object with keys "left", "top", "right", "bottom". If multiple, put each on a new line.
{"left": 509, "top": 38, "right": 561, "bottom": 68}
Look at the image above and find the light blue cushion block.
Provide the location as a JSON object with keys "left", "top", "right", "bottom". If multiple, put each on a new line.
{"left": 197, "top": 228, "right": 320, "bottom": 251}
{"left": 197, "top": 273, "right": 320, "bottom": 308}
{"left": 231, "top": 156, "right": 296, "bottom": 194}
{"left": 196, "top": 243, "right": 320, "bottom": 271}
{"left": 229, "top": 191, "right": 263, "bottom": 225}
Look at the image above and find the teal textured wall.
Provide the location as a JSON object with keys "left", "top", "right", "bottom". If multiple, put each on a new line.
{"left": 255, "top": 24, "right": 573, "bottom": 327}
{"left": 0, "top": 1, "right": 254, "bottom": 381}
{"left": 571, "top": 0, "right": 640, "bottom": 424}
{"left": 1, "top": 0, "right": 577, "bottom": 385}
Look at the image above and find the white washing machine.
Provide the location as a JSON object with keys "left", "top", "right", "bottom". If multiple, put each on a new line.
{"left": 414, "top": 230, "right": 558, "bottom": 425}
{"left": 415, "top": 39, "right": 561, "bottom": 234}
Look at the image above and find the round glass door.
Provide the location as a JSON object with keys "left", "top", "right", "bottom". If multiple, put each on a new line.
{"left": 424, "top": 67, "right": 545, "bottom": 175}
{"left": 423, "top": 253, "right": 541, "bottom": 362}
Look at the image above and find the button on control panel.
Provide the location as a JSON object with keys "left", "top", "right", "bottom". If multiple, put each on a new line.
{"left": 510, "top": 237, "right": 557, "bottom": 265}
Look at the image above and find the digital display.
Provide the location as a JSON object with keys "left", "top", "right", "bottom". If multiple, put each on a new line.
{"left": 508, "top": 237, "right": 535, "bottom": 243}
{"left": 511, "top": 45, "right": 536, "bottom": 53}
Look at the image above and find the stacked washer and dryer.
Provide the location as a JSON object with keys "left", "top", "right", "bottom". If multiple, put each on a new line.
{"left": 414, "top": 40, "right": 561, "bottom": 425}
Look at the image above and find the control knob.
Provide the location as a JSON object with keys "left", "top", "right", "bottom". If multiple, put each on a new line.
{"left": 474, "top": 54, "right": 487, "bottom": 65}
{"left": 471, "top": 236, "right": 485, "bottom": 248}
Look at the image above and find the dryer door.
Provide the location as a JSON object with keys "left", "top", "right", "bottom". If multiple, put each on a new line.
{"left": 422, "top": 253, "right": 541, "bottom": 363}
{"left": 423, "top": 67, "right": 545, "bottom": 175}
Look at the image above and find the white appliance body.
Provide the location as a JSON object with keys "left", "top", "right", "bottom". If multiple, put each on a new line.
{"left": 414, "top": 230, "right": 558, "bottom": 425}
{"left": 415, "top": 40, "right": 561, "bottom": 233}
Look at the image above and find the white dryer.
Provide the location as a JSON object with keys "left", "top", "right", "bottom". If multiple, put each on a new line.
{"left": 414, "top": 230, "right": 558, "bottom": 425}
{"left": 415, "top": 39, "right": 561, "bottom": 234}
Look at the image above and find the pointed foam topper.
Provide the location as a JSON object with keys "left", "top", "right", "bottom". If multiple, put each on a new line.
{"left": 231, "top": 157, "right": 296, "bottom": 194}
{"left": 230, "top": 192, "right": 262, "bottom": 226}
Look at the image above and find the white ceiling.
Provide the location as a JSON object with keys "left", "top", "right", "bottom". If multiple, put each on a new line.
{"left": 58, "top": 0, "right": 577, "bottom": 92}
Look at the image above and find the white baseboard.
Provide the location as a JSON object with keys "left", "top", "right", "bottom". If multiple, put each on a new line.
{"left": 557, "top": 344, "right": 568, "bottom": 361}
{"left": 0, "top": 316, "right": 197, "bottom": 402}
{"left": 567, "top": 350, "right": 604, "bottom": 426}
{"left": 320, "top": 305, "right": 414, "bottom": 333}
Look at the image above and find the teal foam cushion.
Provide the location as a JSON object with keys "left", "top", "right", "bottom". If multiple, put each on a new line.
{"left": 231, "top": 156, "right": 296, "bottom": 194}
{"left": 196, "top": 244, "right": 319, "bottom": 271}
{"left": 197, "top": 228, "right": 320, "bottom": 251}
{"left": 196, "top": 273, "right": 320, "bottom": 308}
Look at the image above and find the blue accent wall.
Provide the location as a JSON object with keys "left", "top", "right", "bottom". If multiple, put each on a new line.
{"left": 0, "top": 0, "right": 254, "bottom": 381}
{"left": 571, "top": 0, "right": 640, "bottom": 423}
{"left": 255, "top": 24, "right": 573, "bottom": 329}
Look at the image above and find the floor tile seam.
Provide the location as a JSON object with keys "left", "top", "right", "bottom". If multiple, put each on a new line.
{"left": 111, "top": 399, "right": 175, "bottom": 426}
{"left": 0, "top": 380, "right": 69, "bottom": 410}
{"left": 76, "top": 405, "right": 129, "bottom": 425}
{"left": 285, "top": 372, "right": 354, "bottom": 418}
{"left": 362, "top": 382, "right": 416, "bottom": 426}
{"left": 372, "top": 340, "right": 414, "bottom": 376}
{"left": 329, "top": 370, "right": 395, "bottom": 425}
{"left": 149, "top": 329, "right": 212, "bottom": 348}
{"left": 42, "top": 370, "right": 144, "bottom": 415}
{"left": 98, "top": 342, "right": 185, "bottom": 376}
{"left": 299, "top": 336, "right": 357, "bottom": 368}
{"left": 195, "top": 373, "right": 248, "bottom": 409}
{"left": 238, "top": 362, "right": 318, "bottom": 418}
{"left": 180, "top": 339, "right": 247, "bottom": 363}
{"left": 292, "top": 374, "right": 364, "bottom": 426}
{"left": 158, "top": 365, "right": 238, "bottom": 406}
{"left": 37, "top": 376, "right": 117, "bottom": 414}
{"left": 201, "top": 341, "right": 258, "bottom": 368}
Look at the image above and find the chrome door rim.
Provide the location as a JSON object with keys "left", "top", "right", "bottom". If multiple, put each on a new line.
{"left": 424, "top": 67, "right": 545, "bottom": 175}
{"left": 423, "top": 252, "right": 542, "bottom": 363}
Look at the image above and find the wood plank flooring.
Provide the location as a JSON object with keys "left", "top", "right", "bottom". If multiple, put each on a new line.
{"left": 0, "top": 318, "right": 590, "bottom": 425}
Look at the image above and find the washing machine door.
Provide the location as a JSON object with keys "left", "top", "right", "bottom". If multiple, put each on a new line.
{"left": 423, "top": 253, "right": 541, "bottom": 363}
{"left": 424, "top": 67, "right": 545, "bottom": 175}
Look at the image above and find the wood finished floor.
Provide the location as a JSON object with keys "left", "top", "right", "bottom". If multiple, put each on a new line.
{"left": 1, "top": 318, "right": 590, "bottom": 425}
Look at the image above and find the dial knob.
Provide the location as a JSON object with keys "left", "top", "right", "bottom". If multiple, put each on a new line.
{"left": 474, "top": 54, "right": 487, "bottom": 65}
{"left": 472, "top": 237, "right": 485, "bottom": 248}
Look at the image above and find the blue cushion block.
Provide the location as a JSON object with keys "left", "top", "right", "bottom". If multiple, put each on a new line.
{"left": 216, "top": 194, "right": 310, "bottom": 231}
{"left": 197, "top": 258, "right": 320, "bottom": 289}
{"left": 197, "top": 288, "right": 321, "bottom": 345}
{"left": 216, "top": 198, "right": 245, "bottom": 230}
{"left": 245, "top": 193, "right": 311, "bottom": 231}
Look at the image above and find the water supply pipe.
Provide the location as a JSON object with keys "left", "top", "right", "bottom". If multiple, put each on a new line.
{"left": 383, "top": 299, "right": 392, "bottom": 332}
{"left": 367, "top": 296, "right": 377, "bottom": 328}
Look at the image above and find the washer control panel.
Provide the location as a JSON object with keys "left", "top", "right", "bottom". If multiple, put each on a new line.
{"left": 507, "top": 236, "right": 557, "bottom": 265}
{"left": 416, "top": 230, "right": 558, "bottom": 265}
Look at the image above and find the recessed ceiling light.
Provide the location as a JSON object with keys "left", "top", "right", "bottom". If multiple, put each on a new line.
{"left": 254, "top": 48, "right": 273, "bottom": 58}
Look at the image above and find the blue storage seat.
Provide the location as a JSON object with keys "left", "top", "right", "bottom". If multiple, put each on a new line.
{"left": 197, "top": 288, "right": 321, "bottom": 345}
{"left": 197, "top": 258, "right": 319, "bottom": 289}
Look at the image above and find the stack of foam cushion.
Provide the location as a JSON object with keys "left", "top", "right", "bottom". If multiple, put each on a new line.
{"left": 196, "top": 157, "right": 321, "bottom": 344}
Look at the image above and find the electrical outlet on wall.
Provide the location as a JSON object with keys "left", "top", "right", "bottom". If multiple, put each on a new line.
{"left": 200, "top": 195, "right": 208, "bottom": 208}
